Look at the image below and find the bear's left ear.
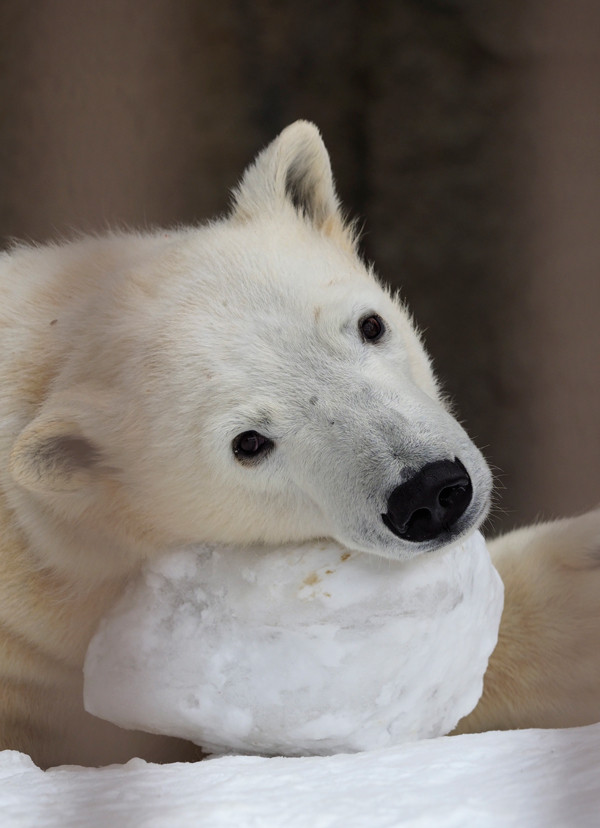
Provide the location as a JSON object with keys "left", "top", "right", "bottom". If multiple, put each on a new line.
{"left": 231, "top": 121, "right": 342, "bottom": 230}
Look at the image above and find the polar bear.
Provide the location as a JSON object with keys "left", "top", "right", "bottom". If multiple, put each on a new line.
{"left": 0, "top": 121, "right": 598, "bottom": 768}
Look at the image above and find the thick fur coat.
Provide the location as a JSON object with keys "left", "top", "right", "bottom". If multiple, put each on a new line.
{"left": 1, "top": 122, "right": 598, "bottom": 767}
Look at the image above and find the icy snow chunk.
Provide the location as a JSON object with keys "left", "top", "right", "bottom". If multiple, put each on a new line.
{"left": 84, "top": 531, "right": 503, "bottom": 756}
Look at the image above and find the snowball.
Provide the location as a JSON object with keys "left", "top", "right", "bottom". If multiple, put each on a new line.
{"left": 84, "top": 531, "right": 503, "bottom": 756}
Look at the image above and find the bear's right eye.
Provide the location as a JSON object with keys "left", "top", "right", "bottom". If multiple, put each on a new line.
{"left": 232, "top": 431, "right": 274, "bottom": 464}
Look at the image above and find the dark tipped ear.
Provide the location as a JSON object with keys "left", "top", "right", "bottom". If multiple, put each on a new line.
{"left": 10, "top": 418, "right": 104, "bottom": 493}
{"left": 231, "top": 121, "right": 342, "bottom": 229}
{"left": 9, "top": 390, "right": 116, "bottom": 494}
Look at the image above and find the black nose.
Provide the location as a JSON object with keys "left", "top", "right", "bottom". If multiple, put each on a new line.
{"left": 382, "top": 459, "right": 472, "bottom": 543}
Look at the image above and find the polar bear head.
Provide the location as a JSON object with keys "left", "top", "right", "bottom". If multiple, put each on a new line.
{"left": 9, "top": 122, "right": 492, "bottom": 567}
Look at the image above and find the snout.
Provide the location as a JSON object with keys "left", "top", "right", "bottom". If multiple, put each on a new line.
{"left": 382, "top": 459, "right": 472, "bottom": 543}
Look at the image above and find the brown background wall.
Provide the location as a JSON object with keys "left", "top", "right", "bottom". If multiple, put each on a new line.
{"left": 1, "top": 0, "right": 598, "bottom": 535}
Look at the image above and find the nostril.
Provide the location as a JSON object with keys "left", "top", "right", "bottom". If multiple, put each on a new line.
{"left": 402, "top": 507, "right": 434, "bottom": 542}
{"left": 438, "top": 482, "right": 469, "bottom": 510}
{"left": 383, "top": 459, "right": 473, "bottom": 543}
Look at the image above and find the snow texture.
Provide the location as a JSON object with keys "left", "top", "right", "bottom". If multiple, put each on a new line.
{"left": 2, "top": 724, "right": 600, "bottom": 827}
{"left": 84, "top": 531, "right": 503, "bottom": 756}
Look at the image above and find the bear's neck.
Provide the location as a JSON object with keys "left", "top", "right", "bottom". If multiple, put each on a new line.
{"left": 0, "top": 490, "right": 132, "bottom": 670}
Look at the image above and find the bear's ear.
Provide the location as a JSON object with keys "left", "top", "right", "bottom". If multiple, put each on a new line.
{"left": 231, "top": 121, "right": 343, "bottom": 230}
{"left": 9, "top": 394, "right": 114, "bottom": 494}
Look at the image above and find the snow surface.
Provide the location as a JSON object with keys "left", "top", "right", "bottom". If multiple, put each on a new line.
{"left": 3, "top": 724, "right": 600, "bottom": 827}
{"left": 84, "top": 532, "right": 503, "bottom": 755}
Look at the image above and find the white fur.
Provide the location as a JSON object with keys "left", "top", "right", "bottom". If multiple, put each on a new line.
{"left": 3, "top": 122, "right": 492, "bottom": 571}
{"left": 3, "top": 121, "right": 595, "bottom": 769}
{"left": 0, "top": 121, "right": 491, "bottom": 767}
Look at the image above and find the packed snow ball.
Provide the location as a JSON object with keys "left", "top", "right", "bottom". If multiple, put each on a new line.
{"left": 85, "top": 531, "right": 503, "bottom": 756}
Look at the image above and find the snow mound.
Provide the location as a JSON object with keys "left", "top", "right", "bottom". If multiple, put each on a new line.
{"left": 84, "top": 531, "right": 503, "bottom": 755}
{"left": 2, "top": 725, "right": 600, "bottom": 827}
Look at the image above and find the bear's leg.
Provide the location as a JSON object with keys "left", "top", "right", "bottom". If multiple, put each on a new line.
{"left": 455, "top": 508, "right": 600, "bottom": 733}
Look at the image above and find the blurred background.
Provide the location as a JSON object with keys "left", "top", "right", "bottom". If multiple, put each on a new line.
{"left": 0, "top": 0, "right": 598, "bottom": 535}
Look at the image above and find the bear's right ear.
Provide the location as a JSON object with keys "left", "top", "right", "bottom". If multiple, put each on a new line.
{"left": 231, "top": 121, "right": 343, "bottom": 231}
{"left": 9, "top": 392, "right": 114, "bottom": 494}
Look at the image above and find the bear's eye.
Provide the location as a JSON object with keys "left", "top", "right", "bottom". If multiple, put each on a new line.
{"left": 359, "top": 313, "right": 385, "bottom": 343}
{"left": 232, "top": 431, "right": 274, "bottom": 463}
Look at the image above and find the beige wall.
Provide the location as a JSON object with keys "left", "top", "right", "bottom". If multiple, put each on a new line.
{"left": 1, "top": 0, "right": 598, "bottom": 534}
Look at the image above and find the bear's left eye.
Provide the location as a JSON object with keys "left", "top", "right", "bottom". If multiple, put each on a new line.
{"left": 232, "top": 431, "right": 274, "bottom": 464}
{"left": 359, "top": 313, "right": 386, "bottom": 343}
